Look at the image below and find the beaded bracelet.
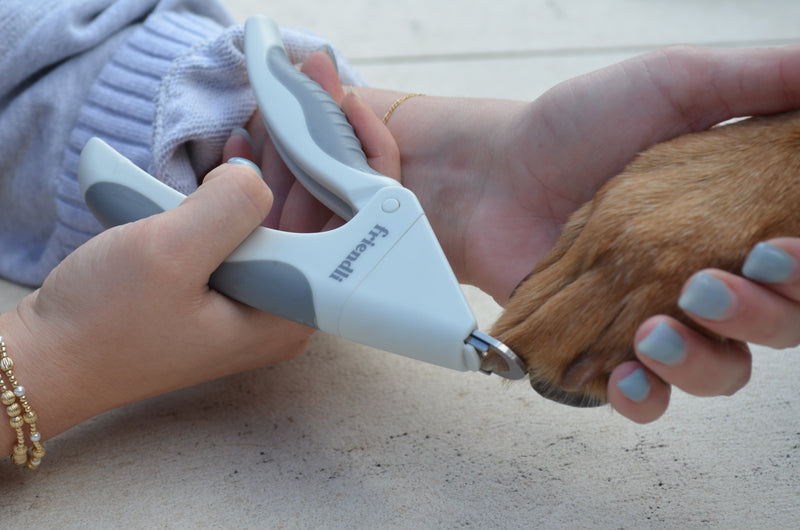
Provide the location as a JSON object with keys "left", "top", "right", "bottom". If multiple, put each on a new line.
{"left": 1, "top": 337, "right": 44, "bottom": 469}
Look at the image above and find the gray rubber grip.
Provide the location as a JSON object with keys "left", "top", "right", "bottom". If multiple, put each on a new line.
{"left": 268, "top": 47, "right": 376, "bottom": 174}
{"left": 263, "top": 47, "right": 384, "bottom": 220}
{"left": 80, "top": 164, "right": 318, "bottom": 329}
{"left": 209, "top": 260, "right": 317, "bottom": 329}
{"left": 85, "top": 182, "right": 166, "bottom": 227}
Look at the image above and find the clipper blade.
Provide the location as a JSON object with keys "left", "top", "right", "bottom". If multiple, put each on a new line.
{"left": 467, "top": 330, "right": 527, "bottom": 380}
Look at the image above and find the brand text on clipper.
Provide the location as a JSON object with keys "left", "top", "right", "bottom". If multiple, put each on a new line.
{"left": 330, "top": 224, "right": 390, "bottom": 282}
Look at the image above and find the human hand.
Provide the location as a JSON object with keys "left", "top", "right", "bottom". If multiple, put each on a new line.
{"left": 352, "top": 45, "right": 800, "bottom": 422}
{"left": 0, "top": 48, "right": 402, "bottom": 449}
{"left": 501, "top": 46, "right": 800, "bottom": 421}
{"left": 401, "top": 46, "right": 800, "bottom": 306}
{"left": 611, "top": 237, "right": 800, "bottom": 422}
{"left": 0, "top": 160, "right": 313, "bottom": 440}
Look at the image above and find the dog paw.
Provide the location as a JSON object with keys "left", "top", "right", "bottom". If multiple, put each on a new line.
{"left": 491, "top": 111, "right": 800, "bottom": 406}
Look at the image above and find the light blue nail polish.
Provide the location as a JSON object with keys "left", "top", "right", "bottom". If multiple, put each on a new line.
{"left": 637, "top": 322, "right": 685, "bottom": 365}
{"left": 617, "top": 368, "right": 650, "bottom": 402}
{"left": 742, "top": 242, "right": 794, "bottom": 283}
{"left": 315, "top": 44, "right": 338, "bottom": 73}
{"left": 230, "top": 127, "right": 255, "bottom": 152}
{"left": 227, "top": 157, "right": 263, "bottom": 178}
{"left": 678, "top": 272, "right": 732, "bottom": 320}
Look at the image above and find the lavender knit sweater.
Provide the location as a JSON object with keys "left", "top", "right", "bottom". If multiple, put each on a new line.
{"left": 0, "top": 0, "right": 362, "bottom": 286}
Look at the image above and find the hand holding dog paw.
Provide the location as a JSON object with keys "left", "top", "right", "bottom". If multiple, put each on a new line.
{"left": 612, "top": 238, "right": 800, "bottom": 423}
{"left": 483, "top": 46, "right": 800, "bottom": 420}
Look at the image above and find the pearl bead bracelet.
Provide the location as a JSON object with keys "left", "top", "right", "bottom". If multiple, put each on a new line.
{"left": 1, "top": 337, "right": 44, "bottom": 469}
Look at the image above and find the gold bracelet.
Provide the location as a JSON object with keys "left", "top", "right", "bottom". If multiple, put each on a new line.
{"left": 1, "top": 337, "right": 44, "bottom": 469}
{"left": 382, "top": 93, "right": 424, "bottom": 124}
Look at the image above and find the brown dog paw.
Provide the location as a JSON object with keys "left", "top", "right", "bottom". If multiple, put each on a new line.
{"left": 491, "top": 110, "right": 800, "bottom": 406}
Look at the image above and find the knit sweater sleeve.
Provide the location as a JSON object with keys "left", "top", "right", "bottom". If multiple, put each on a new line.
{"left": 0, "top": 2, "right": 363, "bottom": 286}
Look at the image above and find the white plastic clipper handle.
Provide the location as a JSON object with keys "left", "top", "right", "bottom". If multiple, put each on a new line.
{"left": 78, "top": 138, "right": 482, "bottom": 373}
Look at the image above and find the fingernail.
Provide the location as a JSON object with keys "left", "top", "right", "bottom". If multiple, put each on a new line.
{"left": 617, "top": 368, "right": 650, "bottom": 402}
{"left": 678, "top": 272, "right": 733, "bottom": 320}
{"left": 227, "top": 157, "right": 262, "bottom": 178}
{"left": 230, "top": 127, "right": 255, "bottom": 152}
{"left": 743, "top": 242, "right": 794, "bottom": 283}
{"left": 315, "top": 44, "right": 338, "bottom": 73}
{"left": 637, "top": 322, "right": 685, "bottom": 365}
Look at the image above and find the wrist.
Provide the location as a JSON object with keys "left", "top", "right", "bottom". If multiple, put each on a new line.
{"left": 0, "top": 295, "right": 90, "bottom": 453}
{"left": 353, "top": 88, "right": 526, "bottom": 283}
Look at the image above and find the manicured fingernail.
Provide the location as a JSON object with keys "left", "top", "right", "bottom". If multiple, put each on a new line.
{"left": 315, "top": 44, "right": 338, "bottom": 73}
{"left": 230, "top": 127, "right": 254, "bottom": 152}
{"left": 227, "top": 157, "right": 262, "bottom": 178}
{"left": 617, "top": 368, "right": 650, "bottom": 402}
{"left": 743, "top": 242, "right": 794, "bottom": 283}
{"left": 637, "top": 322, "right": 685, "bottom": 365}
{"left": 678, "top": 272, "right": 733, "bottom": 320}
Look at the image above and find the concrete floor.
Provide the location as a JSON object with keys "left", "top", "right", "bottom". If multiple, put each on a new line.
{"left": 3, "top": 0, "right": 800, "bottom": 527}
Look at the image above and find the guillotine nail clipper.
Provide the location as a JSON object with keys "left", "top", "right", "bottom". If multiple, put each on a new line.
{"left": 76, "top": 15, "right": 526, "bottom": 380}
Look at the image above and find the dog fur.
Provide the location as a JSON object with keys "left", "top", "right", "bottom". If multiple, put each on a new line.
{"left": 490, "top": 110, "right": 800, "bottom": 407}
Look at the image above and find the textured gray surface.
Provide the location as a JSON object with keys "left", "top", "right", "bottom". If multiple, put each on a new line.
{"left": 3, "top": 1, "right": 800, "bottom": 527}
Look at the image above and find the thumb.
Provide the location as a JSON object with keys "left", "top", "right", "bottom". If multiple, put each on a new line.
{"left": 153, "top": 159, "right": 273, "bottom": 273}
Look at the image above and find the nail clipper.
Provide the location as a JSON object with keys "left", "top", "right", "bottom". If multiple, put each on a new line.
{"left": 77, "top": 15, "right": 526, "bottom": 380}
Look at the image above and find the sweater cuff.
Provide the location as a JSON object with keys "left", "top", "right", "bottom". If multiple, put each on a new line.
{"left": 150, "top": 25, "right": 366, "bottom": 192}
{"left": 55, "top": 11, "right": 227, "bottom": 259}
